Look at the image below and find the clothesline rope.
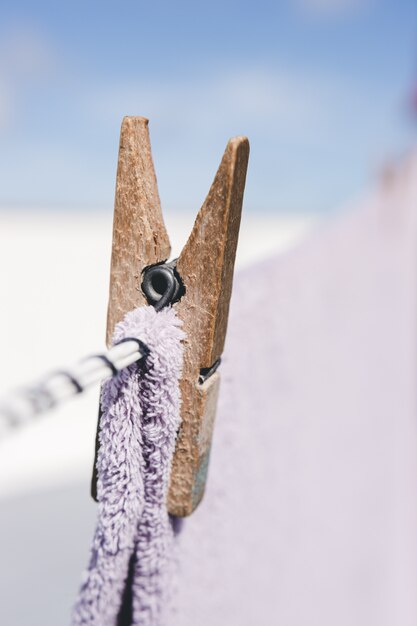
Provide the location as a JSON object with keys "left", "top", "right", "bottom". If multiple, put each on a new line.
{"left": 0, "top": 338, "right": 148, "bottom": 439}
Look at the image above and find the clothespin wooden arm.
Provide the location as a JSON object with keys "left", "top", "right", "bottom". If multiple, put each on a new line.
{"left": 171, "top": 137, "right": 249, "bottom": 515}
{"left": 106, "top": 117, "right": 171, "bottom": 345}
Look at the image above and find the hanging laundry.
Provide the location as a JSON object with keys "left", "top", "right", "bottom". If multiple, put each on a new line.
{"left": 72, "top": 306, "right": 184, "bottom": 626}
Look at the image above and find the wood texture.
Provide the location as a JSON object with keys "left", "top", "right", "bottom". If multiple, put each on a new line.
{"left": 93, "top": 117, "right": 249, "bottom": 516}
{"left": 106, "top": 116, "right": 171, "bottom": 346}
{"left": 168, "top": 137, "right": 250, "bottom": 515}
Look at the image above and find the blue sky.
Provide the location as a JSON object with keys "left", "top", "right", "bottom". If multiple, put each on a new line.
{"left": 0, "top": 0, "right": 416, "bottom": 213}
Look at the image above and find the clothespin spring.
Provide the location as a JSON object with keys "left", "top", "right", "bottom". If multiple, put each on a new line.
{"left": 141, "top": 260, "right": 184, "bottom": 311}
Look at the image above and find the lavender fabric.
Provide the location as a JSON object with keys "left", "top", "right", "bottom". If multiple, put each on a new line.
{"left": 72, "top": 306, "right": 184, "bottom": 626}
{"left": 169, "top": 184, "right": 417, "bottom": 626}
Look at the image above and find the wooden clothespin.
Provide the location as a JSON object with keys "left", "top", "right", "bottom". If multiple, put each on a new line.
{"left": 92, "top": 116, "right": 249, "bottom": 516}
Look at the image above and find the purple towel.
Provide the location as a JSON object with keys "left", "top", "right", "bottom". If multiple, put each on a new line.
{"left": 72, "top": 306, "right": 184, "bottom": 626}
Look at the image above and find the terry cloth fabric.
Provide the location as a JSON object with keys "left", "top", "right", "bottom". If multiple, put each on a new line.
{"left": 72, "top": 306, "right": 184, "bottom": 626}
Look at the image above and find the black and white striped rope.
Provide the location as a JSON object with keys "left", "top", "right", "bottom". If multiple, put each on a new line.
{"left": 0, "top": 338, "right": 148, "bottom": 440}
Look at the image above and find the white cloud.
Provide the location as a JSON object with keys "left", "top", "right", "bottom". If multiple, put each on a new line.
{"left": 81, "top": 63, "right": 382, "bottom": 156}
{"left": 0, "top": 24, "right": 55, "bottom": 131}
{"left": 0, "top": 78, "right": 12, "bottom": 130}
{"left": 82, "top": 66, "right": 334, "bottom": 144}
{"left": 295, "top": 0, "right": 371, "bottom": 17}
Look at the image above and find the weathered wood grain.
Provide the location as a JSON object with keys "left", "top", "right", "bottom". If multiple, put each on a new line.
{"left": 106, "top": 116, "right": 171, "bottom": 346}
{"left": 168, "top": 137, "right": 250, "bottom": 515}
